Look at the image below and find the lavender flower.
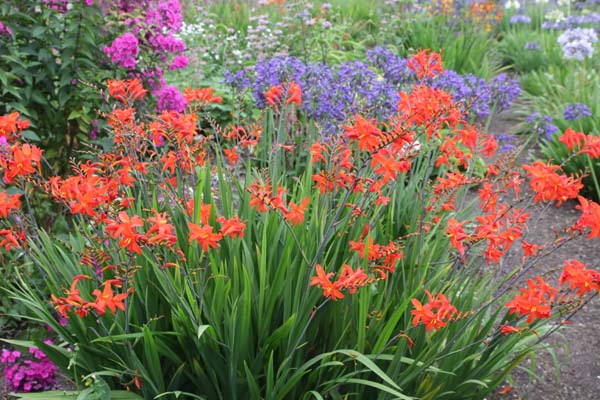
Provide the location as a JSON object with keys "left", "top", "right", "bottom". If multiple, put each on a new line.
{"left": 225, "top": 47, "right": 521, "bottom": 133}
{"left": 527, "top": 112, "right": 559, "bottom": 140}
{"left": 496, "top": 133, "right": 518, "bottom": 152}
{"left": 563, "top": 103, "right": 592, "bottom": 120}
{"left": 524, "top": 42, "right": 541, "bottom": 51}
{"left": 557, "top": 28, "right": 598, "bottom": 60}
{"left": 510, "top": 14, "right": 531, "bottom": 25}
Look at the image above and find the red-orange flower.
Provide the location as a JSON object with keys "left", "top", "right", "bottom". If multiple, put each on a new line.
{"left": 264, "top": 84, "right": 284, "bottom": 107}
{"left": 217, "top": 216, "right": 246, "bottom": 239}
{"left": 183, "top": 87, "right": 223, "bottom": 105}
{"left": 574, "top": 196, "right": 600, "bottom": 239}
{"left": 343, "top": 115, "right": 382, "bottom": 152}
{"left": 51, "top": 275, "right": 91, "bottom": 318}
{"left": 286, "top": 81, "right": 302, "bottom": 106}
{"left": 188, "top": 222, "right": 223, "bottom": 252}
{"left": 104, "top": 211, "right": 145, "bottom": 254}
{"left": 223, "top": 148, "right": 239, "bottom": 166}
{"left": 2, "top": 143, "right": 43, "bottom": 183}
{"left": 559, "top": 259, "right": 600, "bottom": 296}
{"left": 0, "top": 191, "right": 21, "bottom": 218}
{"left": 107, "top": 79, "right": 147, "bottom": 104}
{"left": 310, "top": 264, "right": 344, "bottom": 301}
{"left": 91, "top": 280, "right": 128, "bottom": 316}
{"left": 146, "top": 211, "right": 177, "bottom": 247}
{"left": 446, "top": 218, "right": 469, "bottom": 256}
{"left": 499, "top": 325, "right": 526, "bottom": 335}
{"left": 284, "top": 197, "right": 309, "bottom": 226}
{"left": 407, "top": 49, "right": 444, "bottom": 80}
{"left": 0, "top": 112, "right": 29, "bottom": 142}
{"left": 411, "top": 290, "right": 457, "bottom": 331}
{"left": 522, "top": 161, "right": 582, "bottom": 205}
{"left": 506, "top": 276, "right": 558, "bottom": 323}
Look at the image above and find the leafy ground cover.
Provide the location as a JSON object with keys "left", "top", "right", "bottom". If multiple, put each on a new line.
{"left": 0, "top": 0, "right": 599, "bottom": 399}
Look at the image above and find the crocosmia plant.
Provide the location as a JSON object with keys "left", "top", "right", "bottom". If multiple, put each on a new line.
{"left": 1, "top": 50, "right": 600, "bottom": 399}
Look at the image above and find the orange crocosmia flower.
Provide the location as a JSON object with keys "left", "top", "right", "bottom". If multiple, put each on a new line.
{"left": 522, "top": 161, "right": 582, "bottom": 206}
{"left": 286, "top": 81, "right": 302, "bottom": 106}
{"left": 310, "top": 141, "right": 328, "bottom": 165}
{"left": 559, "top": 127, "right": 586, "bottom": 152}
{"left": 104, "top": 211, "right": 145, "bottom": 254}
{"left": 159, "top": 111, "right": 198, "bottom": 145}
{"left": 522, "top": 240, "right": 541, "bottom": 259}
{"left": 198, "top": 202, "right": 212, "bottom": 225}
{"left": 2, "top": 143, "right": 43, "bottom": 183}
{"left": 456, "top": 124, "right": 479, "bottom": 152}
{"left": 343, "top": 115, "right": 382, "bottom": 152}
{"left": 223, "top": 148, "right": 239, "bottom": 166}
{"left": 188, "top": 222, "right": 223, "bottom": 252}
{"left": 91, "top": 280, "right": 128, "bottom": 316}
{"left": 161, "top": 151, "right": 178, "bottom": 174}
{"left": 106, "top": 79, "right": 147, "bottom": 104}
{"left": 51, "top": 275, "right": 91, "bottom": 318}
{"left": 264, "top": 84, "right": 284, "bottom": 107}
{"left": 0, "top": 112, "right": 29, "bottom": 142}
{"left": 183, "top": 87, "right": 223, "bottom": 104}
{"left": 558, "top": 259, "right": 600, "bottom": 296}
{"left": 0, "top": 228, "right": 24, "bottom": 251}
{"left": 285, "top": 197, "right": 309, "bottom": 226}
{"left": 270, "top": 186, "right": 289, "bottom": 213}
{"left": 146, "top": 211, "right": 177, "bottom": 247}
{"left": 371, "top": 148, "right": 411, "bottom": 183}
{"left": 0, "top": 191, "right": 21, "bottom": 218}
{"left": 335, "top": 264, "right": 370, "bottom": 294}
{"left": 217, "top": 216, "right": 246, "bottom": 239}
{"left": 309, "top": 264, "right": 344, "bottom": 301}
{"left": 312, "top": 172, "right": 335, "bottom": 194}
{"left": 248, "top": 181, "right": 273, "bottom": 212}
{"left": 480, "top": 134, "right": 498, "bottom": 158}
{"left": 407, "top": 49, "right": 444, "bottom": 80}
{"left": 497, "top": 385, "right": 513, "bottom": 395}
{"left": 574, "top": 196, "right": 600, "bottom": 239}
{"left": 410, "top": 290, "right": 458, "bottom": 332}
{"left": 446, "top": 218, "right": 469, "bottom": 256}
{"left": 505, "top": 276, "right": 558, "bottom": 323}
{"left": 499, "top": 325, "right": 526, "bottom": 335}
{"left": 581, "top": 135, "right": 600, "bottom": 159}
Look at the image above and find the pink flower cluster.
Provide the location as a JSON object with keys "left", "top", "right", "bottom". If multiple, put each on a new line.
{"left": 0, "top": 21, "right": 11, "bottom": 36}
{"left": 1, "top": 342, "right": 57, "bottom": 393}
{"left": 102, "top": 0, "right": 189, "bottom": 111}
{"left": 104, "top": 33, "right": 139, "bottom": 70}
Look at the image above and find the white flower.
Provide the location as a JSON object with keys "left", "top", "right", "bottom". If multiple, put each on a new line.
{"left": 557, "top": 0, "right": 571, "bottom": 7}
{"left": 504, "top": 0, "right": 521, "bottom": 9}
{"left": 545, "top": 9, "right": 566, "bottom": 22}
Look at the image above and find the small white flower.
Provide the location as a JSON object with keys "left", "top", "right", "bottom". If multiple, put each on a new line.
{"left": 545, "top": 9, "right": 565, "bottom": 22}
{"left": 504, "top": 0, "right": 521, "bottom": 9}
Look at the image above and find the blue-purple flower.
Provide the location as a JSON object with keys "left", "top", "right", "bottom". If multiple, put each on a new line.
{"left": 563, "top": 103, "right": 592, "bottom": 121}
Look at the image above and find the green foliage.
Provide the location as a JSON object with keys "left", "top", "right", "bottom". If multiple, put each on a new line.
{"left": 0, "top": 1, "right": 111, "bottom": 173}
{"left": 4, "top": 93, "right": 569, "bottom": 399}
{"left": 497, "top": 29, "right": 562, "bottom": 73}
{"left": 520, "top": 63, "right": 600, "bottom": 199}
